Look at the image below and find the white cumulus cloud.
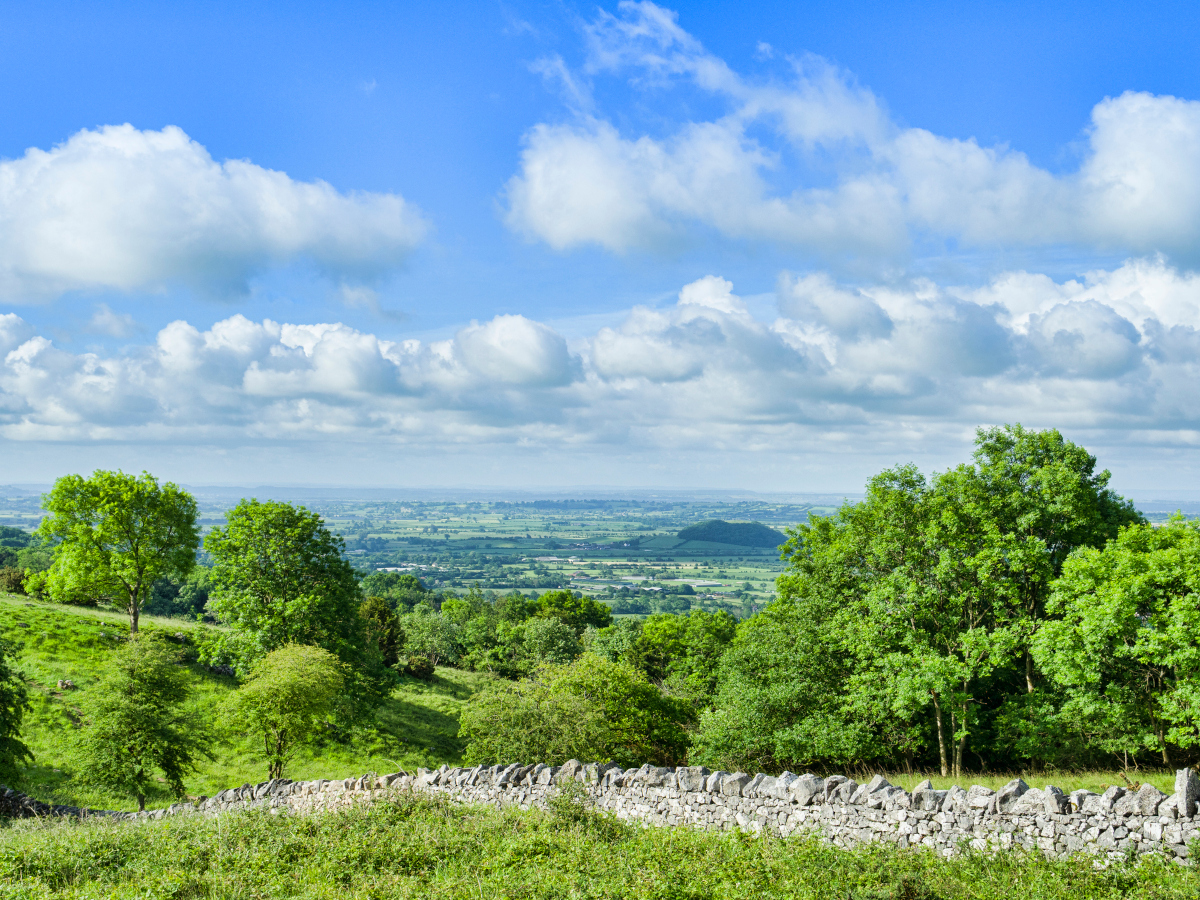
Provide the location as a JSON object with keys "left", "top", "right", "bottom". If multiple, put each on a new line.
{"left": 0, "top": 124, "right": 428, "bottom": 301}
{"left": 505, "top": 2, "right": 1200, "bottom": 265}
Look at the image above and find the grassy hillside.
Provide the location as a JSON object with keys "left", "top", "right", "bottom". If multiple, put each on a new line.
{"left": 2, "top": 793, "right": 1193, "bottom": 899}
{"left": 0, "top": 593, "right": 494, "bottom": 811}
{"left": 676, "top": 519, "right": 786, "bottom": 548}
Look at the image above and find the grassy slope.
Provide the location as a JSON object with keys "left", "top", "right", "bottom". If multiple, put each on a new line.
{"left": 0, "top": 592, "right": 1180, "bottom": 811}
{"left": 3, "top": 794, "right": 1197, "bottom": 900}
{"left": 0, "top": 593, "right": 494, "bottom": 811}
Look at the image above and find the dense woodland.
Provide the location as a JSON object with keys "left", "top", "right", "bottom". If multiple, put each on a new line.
{"left": 0, "top": 423, "right": 1198, "bottom": 809}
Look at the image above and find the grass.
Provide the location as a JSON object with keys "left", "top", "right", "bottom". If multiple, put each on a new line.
{"left": 1, "top": 792, "right": 1198, "bottom": 899}
{"left": 0, "top": 593, "right": 495, "bottom": 811}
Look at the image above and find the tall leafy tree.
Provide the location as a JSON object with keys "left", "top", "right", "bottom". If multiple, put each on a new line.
{"left": 37, "top": 471, "right": 199, "bottom": 633}
{"left": 1034, "top": 518, "right": 1200, "bottom": 766}
{"left": 965, "top": 424, "right": 1143, "bottom": 691}
{"left": 204, "top": 500, "right": 365, "bottom": 669}
{"left": 73, "top": 636, "right": 209, "bottom": 810}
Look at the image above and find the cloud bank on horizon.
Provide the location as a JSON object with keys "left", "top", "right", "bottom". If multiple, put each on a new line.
{"left": 2, "top": 1, "right": 1200, "bottom": 486}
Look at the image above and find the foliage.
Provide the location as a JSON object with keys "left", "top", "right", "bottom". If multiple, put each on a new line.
{"left": 677, "top": 519, "right": 786, "bottom": 547}
{"left": 459, "top": 653, "right": 692, "bottom": 767}
{"left": 0, "top": 637, "right": 32, "bottom": 782}
{"left": 0, "top": 567, "right": 25, "bottom": 595}
{"left": 1034, "top": 518, "right": 1200, "bottom": 767}
{"left": 72, "top": 635, "right": 209, "bottom": 810}
{"left": 403, "top": 654, "right": 436, "bottom": 680}
{"left": 697, "top": 425, "right": 1144, "bottom": 776}
{"left": 521, "top": 616, "right": 582, "bottom": 665}
{"left": 534, "top": 589, "right": 613, "bottom": 633}
{"left": 144, "top": 567, "right": 212, "bottom": 618}
{"left": 222, "top": 644, "right": 346, "bottom": 780}
{"left": 0, "top": 525, "right": 34, "bottom": 549}
{"left": 358, "top": 571, "right": 431, "bottom": 611}
{"left": 2, "top": 793, "right": 1196, "bottom": 900}
{"left": 360, "top": 595, "right": 402, "bottom": 667}
{"left": 37, "top": 470, "right": 200, "bottom": 633}
{"left": 0, "top": 594, "right": 496, "bottom": 810}
{"left": 399, "top": 603, "right": 462, "bottom": 667}
{"left": 203, "top": 499, "right": 366, "bottom": 672}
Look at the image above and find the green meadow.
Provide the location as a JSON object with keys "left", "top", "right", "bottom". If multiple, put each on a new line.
{"left": 0, "top": 593, "right": 494, "bottom": 811}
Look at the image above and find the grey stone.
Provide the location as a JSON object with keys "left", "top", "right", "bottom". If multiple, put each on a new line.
{"left": 823, "top": 775, "right": 849, "bottom": 802}
{"left": 705, "top": 771, "right": 729, "bottom": 793}
{"left": 966, "top": 785, "right": 994, "bottom": 809}
{"left": 1009, "top": 788, "right": 1046, "bottom": 815}
{"left": 1042, "top": 785, "right": 1069, "bottom": 815}
{"left": 833, "top": 779, "right": 859, "bottom": 803}
{"left": 790, "top": 773, "right": 823, "bottom": 806}
{"left": 721, "top": 773, "right": 751, "bottom": 797}
{"left": 994, "top": 778, "right": 1030, "bottom": 814}
{"left": 769, "top": 772, "right": 797, "bottom": 801}
{"left": 558, "top": 759, "right": 583, "bottom": 781}
{"left": 1175, "top": 768, "right": 1200, "bottom": 818}
{"left": 1133, "top": 783, "right": 1168, "bottom": 816}
{"left": 676, "top": 766, "right": 710, "bottom": 792}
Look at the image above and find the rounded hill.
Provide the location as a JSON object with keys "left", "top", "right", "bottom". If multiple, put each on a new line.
{"left": 675, "top": 520, "right": 785, "bottom": 548}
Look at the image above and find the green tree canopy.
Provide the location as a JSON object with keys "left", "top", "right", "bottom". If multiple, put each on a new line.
{"left": 72, "top": 635, "right": 209, "bottom": 810}
{"left": 1034, "top": 518, "right": 1200, "bottom": 766}
{"left": 37, "top": 471, "right": 200, "bottom": 633}
{"left": 459, "top": 654, "right": 691, "bottom": 767}
{"left": 223, "top": 644, "right": 346, "bottom": 780}
{"left": 535, "top": 590, "right": 612, "bottom": 634}
{"left": 203, "top": 500, "right": 365, "bottom": 670}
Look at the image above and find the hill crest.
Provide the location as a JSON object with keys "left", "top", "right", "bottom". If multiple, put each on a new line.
{"left": 675, "top": 520, "right": 785, "bottom": 548}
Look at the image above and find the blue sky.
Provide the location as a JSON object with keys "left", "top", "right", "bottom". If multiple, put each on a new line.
{"left": 2, "top": 0, "right": 1200, "bottom": 491}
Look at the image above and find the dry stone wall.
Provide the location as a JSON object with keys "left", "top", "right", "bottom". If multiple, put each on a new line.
{"left": 4, "top": 762, "right": 1200, "bottom": 862}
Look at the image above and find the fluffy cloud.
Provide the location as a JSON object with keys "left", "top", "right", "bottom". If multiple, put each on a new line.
{"left": 0, "top": 125, "right": 427, "bottom": 300}
{"left": 505, "top": 2, "right": 1200, "bottom": 264}
{"left": 3, "top": 259, "right": 1198, "bottom": 458}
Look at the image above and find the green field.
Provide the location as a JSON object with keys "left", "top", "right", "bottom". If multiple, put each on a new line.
{"left": 0, "top": 593, "right": 495, "bottom": 811}
{"left": 2, "top": 792, "right": 1197, "bottom": 899}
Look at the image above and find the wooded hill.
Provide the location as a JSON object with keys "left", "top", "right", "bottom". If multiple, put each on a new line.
{"left": 676, "top": 520, "right": 785, "bottom": 548}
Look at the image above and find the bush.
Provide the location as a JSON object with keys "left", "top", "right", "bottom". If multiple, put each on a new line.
{"left": 403, "top": 654, "right": 436, "bottom": 680}
{"left": 0, "top": 567, "right": 25, "bottom": 595}
{"left": 459, "top": 653, "right": 692, "bottom": 767}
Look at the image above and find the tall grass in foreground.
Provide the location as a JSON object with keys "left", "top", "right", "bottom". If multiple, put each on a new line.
{"left": 0, "top": 793, "right": 1197, "bottom": 900}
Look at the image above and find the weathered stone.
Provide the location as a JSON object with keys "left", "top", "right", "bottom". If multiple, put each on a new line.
{"left": 705, "top": 771, "right": 729, "bottom": 793}
{"left": 1175, "top": 769, "right": 1200, "bottom": 818}
{"left": 721, "top": 773, "right": 752, "bottom": 797}
{"left": 994, "top": 779, "right": 1030, "bottom": 814}
{"left": 1042, "top": 785, "right": 1069, "bottom": 815}
{"left": 966, "top": 785, "right": 995, "bottom": 809}
{"left": 1132, "top": 783, "right": 1168, "bottom": 816}
{"left": 676, "top": 766, "right": 710, "bottom": 792}
{"left": 790, "top": 773, "right": 823, "bottom": 806}
{"left": 823, "top": 775, "right": 849, "bottom": 802}
{"left": 1009, "top": 788, "right": 1046, "bottom": 815}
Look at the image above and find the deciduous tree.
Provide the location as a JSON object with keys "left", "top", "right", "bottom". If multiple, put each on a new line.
{"left": 37, "top": 471, "right": 199, "bottom": 633}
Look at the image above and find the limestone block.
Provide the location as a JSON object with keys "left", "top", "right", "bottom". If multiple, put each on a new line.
{"left": 1040, "top": 785, "right": 1069, "bottom": 815}
{"left": 832, "top": 779, "right": 859, "bottom": 804}
{"left": 676, "top": 766, "right": 710, "bottom": 792}
{"left": 789, "top": 773, "right": 823, "bottom": 806}
{"left": 722, "top": 773, "right": 751, "bottom": 797}
{"left": 966, "top": 785, "right": 994, "bottom": 809}
{"left": 993, "top": 778, "right": 1030, "bottom": 814}
{"left": 1175, "top": 768, "right": 1200, "bottom": 818}
{"left": 823, "top": 775, "right": 849, "bottom": 802}
{"left": 1009, "top": 788, "right": 1046, "bottom": 815}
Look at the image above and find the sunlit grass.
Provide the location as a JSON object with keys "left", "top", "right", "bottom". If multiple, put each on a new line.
{"left": 0, "top": 593, "right": 495, "bottom": 811}
{"left": 1, "top": 793, "right": 1195, "bottom": 899}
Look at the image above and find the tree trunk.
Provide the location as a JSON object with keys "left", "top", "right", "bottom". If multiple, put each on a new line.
{"left": 954, "top": 702, "right": 968, "bottom": 777}
{"left": 932, "top": 693, "right": 948, "bottom": 777}
{"left": 1025, "top": 650, "right": 1034, "bottom": 693}
{"left": 1159, "top": 724, "right": 1170, "bottom": 766}
{"left": 137, "top": 793, "right": 145, "bottom": 812}
{"left": 129, "top": 595, "right": 139, "bottom": 634}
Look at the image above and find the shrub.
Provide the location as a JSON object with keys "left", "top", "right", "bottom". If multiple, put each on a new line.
{"left": 459, "top": 653, "right": 692, "bottom": 767}
{"left": 0, "top": 567, "right": 25, "bottom": 595}
{"left": 404, "top": 654, "right": 436, "bottom": 680}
